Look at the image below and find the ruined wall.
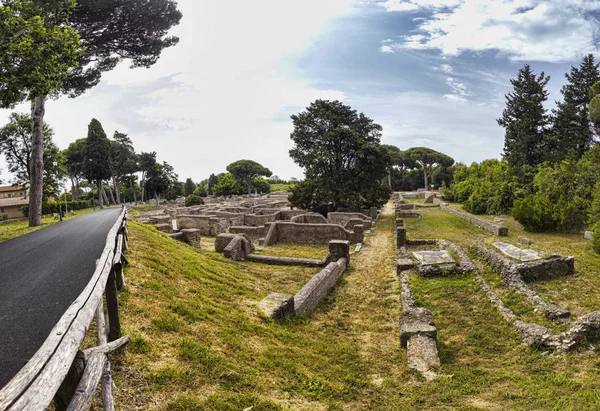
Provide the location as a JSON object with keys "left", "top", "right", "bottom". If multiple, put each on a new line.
{"left": 294, "top": 258, "right": 348, "bottom": 316}
{"left": 229, "top": 225, "right": 268, "bottom": 240}
{"left": 263, "top": 222, "right": 363, "bottom": 246}
{"left": 441, "top": 204, "right": 508, "bottom": 236}
{"left": 290, "top": 213, "right": 328, "bottom": 224}
{"left": 243, "top": 212, "right": 279, "bottom": 226}
{"left": 177, "top": 215, "right": 220, "bottom": 236}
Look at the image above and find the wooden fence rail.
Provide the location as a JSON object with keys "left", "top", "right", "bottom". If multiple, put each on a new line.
{"left": 0, "top": 208, "right": 130, "bottom": 411}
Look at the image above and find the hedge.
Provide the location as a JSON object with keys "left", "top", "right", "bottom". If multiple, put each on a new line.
{"left": 20, "top": 200, "right": 91, "bottom": 217}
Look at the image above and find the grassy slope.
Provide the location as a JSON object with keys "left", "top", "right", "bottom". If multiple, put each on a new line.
{"left": 0, "top": 207, "right": 99, "bottom": 244}
{"left": 111, "top": 204, "right": 600, "bottom": 410}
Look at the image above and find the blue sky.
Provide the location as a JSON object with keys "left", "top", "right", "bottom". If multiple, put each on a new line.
{"left": 1, "top": 0, "right": 600, "bottom": 183}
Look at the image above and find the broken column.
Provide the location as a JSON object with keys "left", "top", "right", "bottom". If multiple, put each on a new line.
{"left": 397, "top": 227, "right": 406, "bottom": 248}
{"left": 329, "top": 240, "right": 350, "bottom": 263}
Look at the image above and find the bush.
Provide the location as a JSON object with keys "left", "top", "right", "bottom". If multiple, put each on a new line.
{"left": 185, "top": 194, "right": 204, "bottom": 207}
{"left": 1, "top": 213, "right": 7, "bottom": 221}
{"left": 20, "top": 200, "right": 91, "bottom": 217}
{"left": 593, "top": 222, "right": 600, "bottom": 254}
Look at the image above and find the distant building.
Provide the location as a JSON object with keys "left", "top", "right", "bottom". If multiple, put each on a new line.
{"left": 0, "top": 186, "right": 28, "bottom": 219}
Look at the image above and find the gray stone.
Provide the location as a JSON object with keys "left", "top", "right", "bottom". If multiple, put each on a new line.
{"left": 215, "top": 233, "right": 237, "bottom": 252}
{"left": 329, "top": 240, "right": 350, "bottom": 262}
{"left": 294, "top": 258, "right": 348, "bottom": 316}
{"left": 223, "top": 234, "right": 254, "bottom": 261}
{"left": 424, "top": 193, "right": 436, "bottom": 204}
{"left": 400, "top": 307, "right": 437, "bottom": 348}
{"left": 258, "top": 293, "right": 294, "bottom": 318}
{"left": 492, "top": 241, "right": 541, "bottom": 262}
{"left": 517, "top": 236, "right": 534, "bottom": 246}
{"left": 181, "top": 228, "right": 201, "bottom": 248}
{"left": 397, "top": 258, "right": 415, "bottom": 273}
{"left": 412, "top": 250, "right": 455, "bottom": 266}
{"left": 406, "top": 334, "right": 440, "bottom": 381}
{"left": 396, "top": 227, "right": 406, "bottom": 248}
{"left": 155, "top": 223, "right": 172, "bottom": 234}
{"left": 585, "top": 231, "right": 593, "bottom": 240}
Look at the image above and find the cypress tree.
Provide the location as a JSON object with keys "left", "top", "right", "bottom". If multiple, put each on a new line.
{"left": 552, "top": 54, "right": 600, "bottom": 160}
{"left": 497, "top": 65, "right": 551, "bottom": 184}
{"left": 83, "top": 119, "right": 112, "bottom": 208}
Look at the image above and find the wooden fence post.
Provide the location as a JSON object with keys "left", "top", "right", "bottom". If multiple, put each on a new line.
{"left": 53, "top": 350, "right": 86, "bottom": 411}
{"left": 105, "top": 269, "right": 121, "bottom": 342}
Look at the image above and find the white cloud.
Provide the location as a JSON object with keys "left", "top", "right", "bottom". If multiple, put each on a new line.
{"left": 380, "top": 0, "right": 600, "bottom": 63}
{"left": 434, "top": 64, "right": 453, "bottom": 73}
{"left": 380, "top": 0, "right": 461, "bottom": 12}
{"left": 442, "top": 94, "right": 467, "bottom": 103}
{"left": 380, "top": 45, "right": 395, "bottom": 53}
{"left": 446, "top": 77, "right": 470, "bottom": 97}
{"left": 0, "top": 0, "right": 358, "bottom": 181}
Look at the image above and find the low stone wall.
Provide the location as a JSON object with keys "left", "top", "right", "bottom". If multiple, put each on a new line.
{"left": 327, "top": 212, "right": 371, "bottom": 227}
{"left": 246, "top": 254, "right": 327, "bottom": 267}
{"left": 215, "top": 233, "right": 254, "bottom": 261}
{"left": 181, "top": 229, "right": 201, "bottom": 248}
{"left": 244, "top": 212, "right": 279, "bottom": 226}
{"left": 441, "top": 204, "right": 508, "bottom": 236}
{"left": 278, "top": 209, "right": 310, "bottom": 220}
{"left": 229, "top": 225, "right": 268, "bottom": 240}
{"left": 263, "top": 222, "right": 363, "bottom": 246}
{"left": 395, "top": 210, "right": 421, "bottom": 219}
{"left": 290, "top": 213, "right": 328, "bottom": 224}
{"left": 294, "top": 258, "right": 348, "bottom": 316}
{"left": 473, "top": 242, "right": 572, "bottom": 322}
{"left": 177, "top": 215, "right": 220, "bottom": 236}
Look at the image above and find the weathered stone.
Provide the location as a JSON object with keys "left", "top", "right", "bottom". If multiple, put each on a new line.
{"left": 413, "top": 250, "right": 455, "bottom": 266}
{"left": 397, "top": 204, "right": 415, "bottom": 211}
{"left": 155, "top": 223, "right": 172, "bottom": 234}
{"left": 395, "top": 218, "right": 404, "bottom": 227}
{"left": 396, "top": 227, "right": 406, "bottom": 248}
{"left": 584, "top": 231, "right": 593, "bottom": 240}
{"left": 215, "top": 233, "right": 237, "bottom": 252}
{"left": 492, "top": 241, "right": 541, "bottom": 262}
{"left": 294, "top": 258, "right": 348, "bottom": 316}
{"left": 181, "top": 228, "right": 201, "bottom": 248}
{"left": 329, "top": 240, "right": 350, "bottom": 262}
{"left": 517, "top": 236, "right": 534, "bottom": 246}
{"left": 223, "top": 234, "right": 254, "bottom": 261}
{"left": 397, "top": 258, "right": 415, "bottom": 273}
{"left": 396, "top": 211, "right": 421, "bottom": 219}
{"left": 406, "top": 334, "right": 440, "bottom": 380}
{"left": 169, "top": 232, "right": 184, "bottom": 241}
{"left": 441, "top": 204, "right": 508, "bottom": 236}
{"left": 424, "top": 193, "right": 436, "bottom": 204}
{"left": 400, "top": 307, "right": 437, "bottom": 348}
{"left": 290, "top": 213, "right": 328, "bottom": 224}
{"left": 258, "top": 293, "right": 294, "bottom": 318}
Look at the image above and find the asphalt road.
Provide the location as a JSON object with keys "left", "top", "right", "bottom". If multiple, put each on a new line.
{"left": 0, "top": 207, "right": 122, "bottom": 389}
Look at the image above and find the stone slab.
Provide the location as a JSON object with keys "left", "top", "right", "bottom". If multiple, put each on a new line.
{"left": 585, "top": 231, "right": 593, "bottom": 240}
{"left": 400, "top": 307, "right": 437, "bottom": 348}
{"left": 412, "top": 250, "right": 454, "bottom": 266}
{"left": 397, "top": 258, "right": 415, "bottom": 273}
{"left": 258, "top": 293, "right": 294, "bottom": 318}
{"left": 492, "top": 241, "right": 541, "bottom": 262}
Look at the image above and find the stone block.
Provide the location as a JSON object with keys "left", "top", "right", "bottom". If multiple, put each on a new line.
{"left": 156, "top": 223, "right": 172, "bottom": 233}
{"left": 329, "top": 240, "right": 350, "bottom": 262}
{"left": 424, "top": 194, "right": 436, "bottom": 204}
{"left": 396, "top": 218, "right": 404, "bottom": 227}
{"left": 517, "top": 236, "right": 533, "bottom": 246}
{"left": 353, "top": 224, "right": 364, "bottom": 234}
{"left": 492, "top": 241, "right": 541, "bottom": 262}
{"left": 413, "top": 250, "right": 454, "bottom": 266}
{"left": 223, "top": 234, "right": 254, "bottom": 261}
{"left": 258, "top": 293, "right": 294, "bottom": 318}
{"left": 181, "top": 228, "right": 201, "bottom": 248}
{"left": 407, "top": 334, "right": 440, "bottom": 381}
{"left": 400, "top": 307, "right": 437, "bottom": 348}
{"left": 396, "top": 227, "right": 406, "bottom": 248}
{"left": 585, "top": 231, "right": 593, "bottom": 240}
{"left": 215, "top": 233, "right": 237, "bottom": 252}
{"left": 397, "top": 258, "right": 415, "bottom": 273}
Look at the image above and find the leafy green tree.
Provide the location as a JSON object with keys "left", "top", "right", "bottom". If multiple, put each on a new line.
{"left": 184, "top": 178, "right": 196, "bottom": 196}
{"left": 552, "top": 54, "right": 600, "bottom": 161}
{"left": 138, "top": 151, "right": 157, "bottom": 202}
{"left": 212, "top": 173, "right": 242, "bottom": 196}
{"left": 253, "top": 176, "right": 271, "bottom": 194}
{"left": 288, "top": 99, "right": 391, "bottom": 209}
{"left": 207, "top": 173, "right": 218, "bottom": 195}
{"left": 64, "top": 138, "right": 87, "bottom": 199}
{"left": 185, "top": 194, "right": 204, "bottom": 207}
{"left": 193, "top": 182, "right": 208, "bottom": 197}
{"left": 83, "top": 119, "right": 112, "bottom": 208}
{"left": 0, "top": 112, "right": 64, "bottom": 198}
{"left": 144, "top": 161, "right": 179, "bottom": 203}
{"left": 404, "top": 147, "right": 454, "bottom": 190}
{"left": 109, "top": 131, "right": 138, "bottom": 204}
{"left": 226, "top": 159, "right": 272, "bottom": 194}
{"left": 0, "top": 0, "right": 82, "bottom": 226}
{"left": 498, "top": 65, "right": 551, "bottom": 184}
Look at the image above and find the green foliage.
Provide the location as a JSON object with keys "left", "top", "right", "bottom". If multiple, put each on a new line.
{"left": 592, "top": 222, "right": 600, "bottom": 254}
{"left": 0, "top": 112, "right": 64, "bottom": 197}
{"left": 184, "top": 194, "right": 204, "bottom": 207}
{"left": 64, "top": 138, "right": 86, "bottom": 197}
{"left": 184, "top": 178, "right": 195, "bottom": 196}
{"left": 20, "top": 200, "right": 90, "bottom": 217}
{"left": 451, "top": 160, "right": 516, "bottom": 215}
{"left": 212, "top": 173, "right": 242, "bottom": 196}
{"left": 193, "top": 183, "right": 207, "bottom": 197}
{"left": 404, "top": 146, "right": 454, "bottom": 189}
{"left": 226, "top": 159, "right": 272, "bottom": 194}
{"left": 1, "top": 213, "right": 8, "bottom": 221}
{"left": 498, "top": 64, "right": 551, "bottom": 184}
{"left": 288, "top": 99, "right": 391, "bottom": 209}
{"left": 252, "top": 176, "right": 270, "bottom": 194}
{"left": 145, "top": 161, "right": 179, "bottom": 201}
{"left": 207, "top": 173, "right": 218, "bottom": 195}
{"left": 266, "top": 175, "right": 287, "bottom": 184}
{"left": 83, "top": 119, "right": 112, "bottom": 186}
{"left": 0, "top": 0, "right": 82, "bottom": 106}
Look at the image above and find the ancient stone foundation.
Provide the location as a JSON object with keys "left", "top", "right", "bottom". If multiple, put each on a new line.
{"left": 263, "top": 221, "right": 363, "bottom": 246}
{"left": 441, "top": 204, "right": 508, "bottom": 236}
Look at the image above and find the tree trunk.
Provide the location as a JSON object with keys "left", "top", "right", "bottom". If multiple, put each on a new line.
{"left": 102, "top": 185, "right": 110, "bottom": 206}
{"left": 98, "top": 180, "right": 104, "bottom": 209}
{"left": 155, "top": 192, "right": 159, "bottom": 207}
{"left": 388, "top": 169, "right": 392, "bottom": 188}
{"left": 423, "top": 171, "right": 429, "bottom": 190}
{"left": 113, "top": 177, "right": 121, "bottom": 204}
{"left": 28, "top": 95, "right": 47, "bottom": 227}
{"left": 107, "top": 181, "right": 117, "bottom": 205}
{"left": 70, "top": 177, "right": 79, "bottom": 200}
{"left": 140, "top": 172, "right": 146, "bottom": 202}
{"left": 132, "top": 178, "right": 137, "bottom": 204}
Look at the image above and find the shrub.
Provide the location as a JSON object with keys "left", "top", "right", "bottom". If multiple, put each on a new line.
{"left": 1, "top": 213, "right": 7, "bottom": 221}
{"left": 185, "top": 194, "right": 204, "bottom": 207}
{"left": 20, "top": 200, "right": 91, "bottom": 217}
{"left": 592, "top": 222, "right": 600, "bottom": 254}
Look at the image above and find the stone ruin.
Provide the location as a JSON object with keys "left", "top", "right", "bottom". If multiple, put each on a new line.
{"left": 134, "top": 192, "right": 375, "bottom": 248}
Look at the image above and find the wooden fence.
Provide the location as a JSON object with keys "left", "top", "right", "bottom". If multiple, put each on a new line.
{"left": 0, "top": 208, "right": 130, "bottom": 411}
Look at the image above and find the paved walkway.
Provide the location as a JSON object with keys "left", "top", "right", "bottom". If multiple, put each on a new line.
{"left": 0, "top": 207, "right": 122, "bottom": 388}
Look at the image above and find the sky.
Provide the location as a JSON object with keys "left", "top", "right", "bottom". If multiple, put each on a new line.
{"left": 2, "top": 0, "right": 600, "bottom": 183}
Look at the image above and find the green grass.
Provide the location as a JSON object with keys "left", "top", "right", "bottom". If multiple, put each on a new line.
{"left": 0, "top": 207, "right": 100, "bottom": 243}
{"left": 108, "top": 202, "right": 600, "bottom": 410}
{"left": 254, "top": 243, "right": 330, "bottom": 259}
{"left": 270, "top": 184, "right": 294, "bottom": 192}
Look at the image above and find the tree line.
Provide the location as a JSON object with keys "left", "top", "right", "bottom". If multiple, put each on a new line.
{"left": 446, "top": 54, "right": 600, "bottom": 243}
{"left": 0, "top": 0, "right": 182, "bottom": 226}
